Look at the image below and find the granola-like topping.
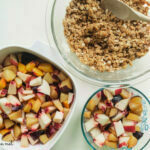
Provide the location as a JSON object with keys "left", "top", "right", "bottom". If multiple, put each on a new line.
{"left": 63, "top": 0, "right": 150, "bottom": 72}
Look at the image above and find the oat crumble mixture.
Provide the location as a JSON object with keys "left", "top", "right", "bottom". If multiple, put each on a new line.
{"left": 63, "top": 0, "right": 150, "bottom": 72}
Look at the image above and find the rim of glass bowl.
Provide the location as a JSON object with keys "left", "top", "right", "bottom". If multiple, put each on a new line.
{"left": 46, "top": 0, "right": 150, "bottom": 87}
{"left": 81, "top": 87, "right": 150, "bottom": 150}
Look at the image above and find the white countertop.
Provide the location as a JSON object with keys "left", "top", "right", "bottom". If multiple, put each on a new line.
{"left": 0, "top": 0, "right": 150, "bottom": 150}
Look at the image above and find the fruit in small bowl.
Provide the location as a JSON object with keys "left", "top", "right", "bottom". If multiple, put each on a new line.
{"left": 81, "top": 87, "right": 150, "bottom": 150}
{"left": 0, "top": 45, "right": 76, "bottom": 150}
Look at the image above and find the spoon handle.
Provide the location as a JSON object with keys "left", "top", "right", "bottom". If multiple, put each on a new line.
{"left": 133, "top": 11, "right": 150, "bottom": 23}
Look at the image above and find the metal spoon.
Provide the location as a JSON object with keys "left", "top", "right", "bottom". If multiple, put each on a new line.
{"left": 101, "top": 0, "right": 150, "bottom": 22}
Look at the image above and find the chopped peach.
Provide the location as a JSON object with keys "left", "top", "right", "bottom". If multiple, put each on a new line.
{"left": 41, "top": 101, "right": 53, "bottom": 108}
{"left": 33, "top": 68, "right": 43, "bottom": 77}
{"left": 127, "top": 113, "right": 140, "bottom": 122}
{"left": 26, "top": 61, "right": 36, "bottom": 72}
{"left": 39, "top": 134, "right": 49, "bottom": 144}
{"left": 15, "top": 77, "right": 22, "bottom": 88}
{"left": 0, "top": 78, "right": 6, "bottom": 90}
{"left": 3, "top": 69, "right": 16, "bottom": 82}
{"left": 84, "top": 111, "right": 91, "bottom": 119}
{"left": 18, "top": 63, "right": 27, "bottom": 73}
{"left": 38, "top": 63, "right": 53, "bottom": 73}
{"left": 3, "top": 65, "right": 17, "bottom": 73}
{"left": 23, "top": 103, "right": 32, "bottom": 113}
{"left": 62, "top": 101, "right": 70, "bottom": 108}
{"left": 32, "top": 99, "right": 41, "bottom": 113}
{"left": 128, "top": 136, "right": 137, "bottom": 148}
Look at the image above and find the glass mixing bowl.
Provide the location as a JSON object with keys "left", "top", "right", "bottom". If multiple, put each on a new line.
{"left": 46, "top": 0, "right": 150, "bottom": 87}
{"left": 81, "top": 87, "right": 150, "bottom": 150}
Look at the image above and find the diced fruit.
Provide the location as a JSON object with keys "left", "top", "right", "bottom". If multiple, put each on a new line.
{"left": 39, "top": 134, "right": 49, "bottom": 144}
{"left": 50, "top": 86, "right": 59, "bottom": 99}
{"left": 120, "top": 89, "right": 131, "bottom": 99}
{"left": 53, "top": 111, "right": 64, "bottom": 123}
{"left": 30, "top": 123, "right": 39, "bottom": 131}
{"left": 17, "top": 72, "right": 31, "bottom": 82}
{"left": 23, "top": 103, "right": 32, "bottom": 113}
{"left": 129, "top": 96, "right": 143, "bottom": 115}
{"left": 10, "top": 54, "right": 18, "bottom": 66}
{"left": 0, "top": 89, "right": 7, "bottom": 97}
{"left": 64, "top": 108, "right": 70, "bottom": 119}
{"left": 133, "top": 131, "right": 143, "bottom": 139}
{"left": 38, "top": 63, "right": 53, "bottom": 73}
{"left": 23, "top": 90, "right": 33, "bottom": 95}
{"left": 14, "top": 124, "right": 21, "bottom": 138}
{"left": 3, "top": 55, "right": 11, "bottom": 66}
{"left": 56, "top": 71, "right": 67, "bottom": 81}
{"left": 43, "top": 73, "right": 53, "bottom": 84}
{"left": 26, "top": 117, "right": 38, "bottom": 128}
{"left": 112, "top": 111, "right": 126, "bottom": 121}
{"left": 98, "top": 102, "right": 106, "bottom": 112}
{"left": 94, "top": 114, "right": 110, "bottom": 126}
{"left": 28, "top": 135, "right": 39, "bottom": 145}
{"left": 41, "top": 101, "right": 53, "bottom": 108}
{"left": 3, "top": 69, "right": 16, "bottom": 82}
{"left": 105, "top": 141, "right": 117, "bottom": 148}
{"left": 127, "top": 113, "right": 140, "bottom": 122}
{"left": 108, "top": 133, "right": 118, "bottom": 142}
{"left": 0, "top": 129, "right": 10, "bottom": 136}
{"left": 59, "top": 78, "right": 72, "bottom": 93}
{"left": 21, "top": 124, "right": 28, "bottom": 133}
{"left": 30, "top": 76, "right": 42, "bottom": 86}
{"left": 86, "top": 99, "right": 98, "bottom": 111}
{"left": 22, "top": 94, "right": 35, "bottom": 101}
{"left": 21, "top": 134, "right": 29, "bottom": 147}
{"left": 32, "top": 99, "right": 41, "bottom": 113}
{"left": 94, "top": 110, "right": 103, "bottom": 115}
{"left": 53, "top": 100, "right": 64, "bottom": 112}
{"left": 103, "top": 89, "right": 113, "bottom": 101}
{"left": 7, "top": 95, "right": 21, "bottom": 107}
{"left": 119, "top": 136, "right": 130, "bottom": 148}
{"left": 44, "top": 106, "right": 56, "bottom": 113}
{"left": 84, "top": 111, "right": 91, "bottom": 119}
{"left": 39, "top": 112, "right": 51, "bottom": 129}
{"left": 93, "top": 133, "right": 105, "bottom": 147}
{"left": 37, "top": 93, "right": 46, "bottom": 102}
{"left": 85, "top": 118, "right": 98, "bottom": 132}
{"left": 0, "top": 97, "right": 12, "bottom": 114}
{"left": 60, "top": 93, "right": 68, "bottom": 102}
{"left": 8, "top": 110, "right": 22, "bottom": 121}
{"left": 26, "top": 113, "right": 36, "bottom": 118}
{"left": 26, "top": 61, "right": 36, "bottom": 72}
{"left": 112, "top": 95, "right": 123, "bottom": 104}
{"left": 3, "top": 65, "right": 17, "bottom": 73}
{"left": 15, "top": 77, "right": 22, "bottom": 88}
{"left": 37, "top": 80, "right": 50, "bottom": 96}
{"left": 128, "top": 135, "right": 137, "bottom": 148}
{"left": 115, "top": 98, "right": 130, "bottom": 111}
{"left": 18, "top": 63, "right": 27, "bottom": 73}
{"left": 8, "top": 81, "right": 17, "bottom": 95}
{"left": 123, "top": 118, "right": 136, "bottom": 132}
{"left": 135, "top": 125, "right": 140, "bottom": 132}
{"left": 90, "top": 127, "right": 101, "bottom": 138}
{"left": 33, "top": 68, "right": 43, "bottom": 77}
{"left": 0, "top": 115, "right": 3, "bottom": 129}
{"left": 114, "top": 121, "right": 125, "bottom": 137}
{"left": 109, "top": 108, "right": 118, "bottom": 118}
{"left": 0, "top": 78, "right": 6, "bottom": 90}
{"left": 68, "top": 93, "right": 74, "bottom": 104}
{"left": 2, "top": 133, "right": 14, "bottom": 142}
{"left": 4, "top": 119, "right": 14, "bottom": 128}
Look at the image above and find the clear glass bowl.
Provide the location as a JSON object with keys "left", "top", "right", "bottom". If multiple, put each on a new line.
{"left": 46, "top": 0, "right": 150, "bottom": 87}
{"left": 81, "top": 87, "right": 150, "bottom": 150}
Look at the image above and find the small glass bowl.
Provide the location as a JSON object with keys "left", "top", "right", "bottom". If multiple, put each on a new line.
{"left": 46, "top": 0, "right": 150, "bottom": 87}
{"left": 81, "top": 87, "right": 150, "bottom": 150}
